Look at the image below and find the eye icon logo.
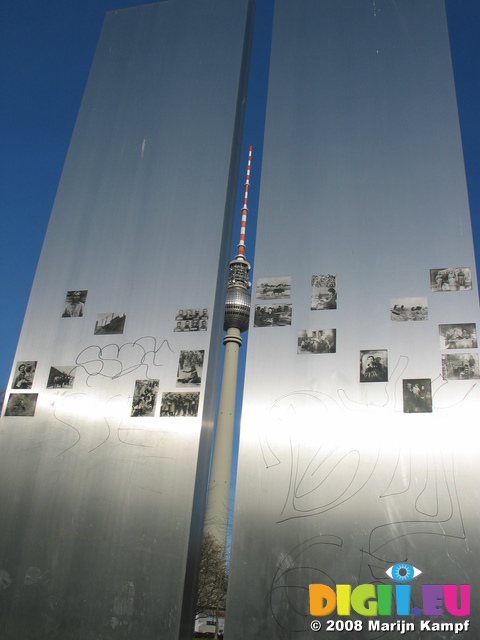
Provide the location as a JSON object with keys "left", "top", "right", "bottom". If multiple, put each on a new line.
{"left": 310, "top": 562, "right": 470, "bottom": 618}
{"left": 386, "top": 563, "right": 422, "bottom": 582}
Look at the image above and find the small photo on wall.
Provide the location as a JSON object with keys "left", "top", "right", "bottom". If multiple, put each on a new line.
{"left": 311, "top": 274, "right": 337, "bottom": 310}
{"left": 254, "top": 304, "right": 292, "bottom": 327}
{"left": 160, "top": 392, "right": 200, "bottom": 417}
{"left": 441, "top": 353, "right": 479, "bottom": 380}
{"left": 403, "top": 379, "right": 432, "bottom": 413}
{"left": 47, "top": 366, "right": 76, "bottom": 389}
{"left": 94, "top": 312, "right": 126, "bottom": 335}
{"left": 430, "top": 267, "right": 472, "bottom": 292}
{"left": 174, "top": 309, "right": 209, "bottom": 332}
{"left": 62, "top": 290, "right": 87, "bottom": 317}
{"left": 439, "top": 323, "right": 477, "bottom": 350}
{"left": 297, "top": 329, "right": 336, "bottom": 354}
{"left": 5, "top": 393, "right": 38, "bottom": 417}
{"left": 390, "top": 297, "right": 428, "bottom": 322}
{"left": 256, "top": 276, "right": 291, "bottom": 300}
{"left": 177, "top": 350, "right": 204, "bottom": 386}
{"left": 131, "top": 380, "right": 159, "bottom": 417}
{"left": 360, "top": 350, "right": 388, "bottom": 382}
{"left": 12, "top": 361, "right": 37, "bottom": 390}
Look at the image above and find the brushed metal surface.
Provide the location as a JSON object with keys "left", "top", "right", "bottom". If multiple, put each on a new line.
{"left": 227, "top": 1, "right": 480, "bottom": 638}
{"left": 0, "top": 1, "right": 253, "bottom": 637}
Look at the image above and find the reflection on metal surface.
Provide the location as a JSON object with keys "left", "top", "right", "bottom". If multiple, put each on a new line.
{"left": 227, "top": 1, "right": 480, "bottom": 637}
{"left": 0, "top": 1, "right": 254, "bottom": 637}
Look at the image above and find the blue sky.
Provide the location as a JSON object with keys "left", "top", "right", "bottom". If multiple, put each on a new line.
{"left": 0, "top": 0, "right": 479, "bottom": 391}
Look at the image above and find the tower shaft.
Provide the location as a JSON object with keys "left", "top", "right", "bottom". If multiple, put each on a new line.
{"left": 203, "top": 148, "right": 253, "bottom": 550}
{"left": 203, "top": 327, "right": 242, "bottom": 544}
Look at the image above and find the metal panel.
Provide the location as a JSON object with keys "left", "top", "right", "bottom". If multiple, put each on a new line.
{"left": 228, "top": 1, "right": 480, "bottom": 637}
{"left": 0, "top": 1, "right": 253, "bottom": 637}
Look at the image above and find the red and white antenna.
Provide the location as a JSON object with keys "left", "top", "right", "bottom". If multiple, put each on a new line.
{"left": 236, "top": 145, "right": 252, "bottom": 259}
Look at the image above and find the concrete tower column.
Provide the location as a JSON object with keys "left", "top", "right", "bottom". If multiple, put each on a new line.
{"left": 204, "top": 147, "right": 252, "bottom": 551}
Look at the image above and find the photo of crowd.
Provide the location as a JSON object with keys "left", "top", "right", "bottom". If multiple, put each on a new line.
{"left": 297, "top": 329, "right": 336, "bottom": 354}
{"left": 390, "top": 297, "right": 428, "bottom": 322}
{"left": 174, "top": 308, "right": 209, "bottom": 332}
{"left": 439, "top": 323, "right": 477, "bottom": 350}
{"left": 94, "top": 312, "right": 126, "bottom": 335}
{"left": 177, "top": 350, "right": 204, "bottom": 386}
{"left": 47, "top": 365, "right": 76, "bottom": 389}
{"left": 131, "top": 379, "right": 159, "bottom": 417}
{"left": 430, "top": 267, "right": 472, "bottom": 292}
{"left": 359, "top": 350, "right": 388, "bottom": 382}
{"left": 254, "top": 304, "right": 292, "bottom": 327}
{"left": 160, "top": 392, "right": 200, "bottom": 417}
{"left": 310, "top": 274, "right": 337, "bottom": 310}
{"left": 62, "top": 290, "right": 87, "bottom": 317}
{"left": 441, "top": 353, "right": 479, "bottom": 380}
{"left": 12, "top": 361, "right": 37, "bottom": 390}
{"left": 4, "top": 393, "right": 38, "bottom": 417}
{"left": 256, "top": 276, "right": 291, "bottom": 300}
{"left": 403, "top": 379, "right": 432, "bottom": 413}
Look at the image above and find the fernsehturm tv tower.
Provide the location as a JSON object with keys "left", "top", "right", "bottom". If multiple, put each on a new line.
{"left": 204, "top": 147, "right": 252, "bottom": 549}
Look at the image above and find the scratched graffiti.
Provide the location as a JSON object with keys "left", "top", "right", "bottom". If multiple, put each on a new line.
{"left": 257, "top": 356, "right": 477, "bottom": 636}
{"left": 75, "top": 336, "right": 174, "bottom": 385}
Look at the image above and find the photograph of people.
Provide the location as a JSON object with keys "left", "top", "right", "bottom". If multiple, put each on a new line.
{"left": 173, "top": 308, "right": 208, "bottom": 331}
{"left": 62, "top": 290, "right": 87, "bottom": 317}
{"left": 160, "top": 392, "right": 200, "bottom": 417}
{"left": 439, "top": 323, "right": 477, "bottom": 350}
{"left": 131, "top": 380, "right": 159, "bottom": 417}
{"left": 297, "top": 329, "right": 336, "bottom": 354}
{"left": 254, "top": 304, "right": 292, "bottom": 327}
{"left": 359, "top": 350, "right": 388, "bottom": 382}
{"left": 46, "top": 365, "right": 76, "bottom": 389}
{"left": 403, "top": 379, "right": 432, "bottom": 413}
{"left": 441, "top": 353, "right": 479, "bottom": 380}
{"left": 311, "top": 274, "right": 337, "bottom": 310}
{"left": 12, "top": 361, "right": 37, "bottom": 389}
{"left": 430, "top": 267, "right": 472, "bottom": 291}
{"left": 176, "top": 350, "right": 203, "bottom": 386}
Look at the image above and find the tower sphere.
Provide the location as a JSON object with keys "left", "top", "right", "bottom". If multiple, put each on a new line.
{"left": 224, "top": 285, "right": 251, "bottom": 332}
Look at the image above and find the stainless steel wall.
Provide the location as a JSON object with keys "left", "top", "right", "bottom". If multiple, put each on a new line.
{"left": 0, "top": 1, "right": 254, "bottom": 637}
{"left": 228, "top": 1, "right": 480, "bottom": 638}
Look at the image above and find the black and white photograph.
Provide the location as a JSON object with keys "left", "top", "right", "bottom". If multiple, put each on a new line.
{"left": 47, "top": 365, "right": 76, "bottom": 389}
{"left": 390, "top": 297, "right": 428, "bottom": 322}
{"left": 131, "top": 379, "right": 159, "bottom": 417}
{"left": 254, "top": 304, "right": 292, "bottom": 328}
{"left": 310, "top": 274, "right": 337, "bottom": 310}
{"left": 4, "top": 393, "right": 38, "bottom": 417}
{"left": 174, "top": 308, "right": 209, "bottom": 332}
{"left": 360, "top": 350, "right": 388, "bottom": 382}
{"left": 160, "top": 392, "right": 200, "bottom": 417}
{"left": 441, "top": 353, "right": 479, "bottom": 380}
{"left": 256, "top": 276, "right": 291, "bottom": 300}
{"left": 94, "top": 312, "right": 126, "bottom": 335}
{"left": 297, "top": 329, "right": 336, "bottom": 354}
{"left": 439, "top": 323, "right": 478, "bottom": 350}
{"left": 62, "top": 290, "right": 87, "bottom": 317}
{"left": 12, "top": 361, "right": 36, "bottom": 390}
{"left": 176, "top": 350, "right": 204, "bottom": 387}
{"left": 403, "top": 379, "right": 432, "bottom": 413}
{"left": 430, "top": 267, "right": 472, "bottom": 292}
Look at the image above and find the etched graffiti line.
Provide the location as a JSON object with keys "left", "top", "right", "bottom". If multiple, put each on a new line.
{"left": 75, "top": 336, "right": 174, "bottom": 385}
